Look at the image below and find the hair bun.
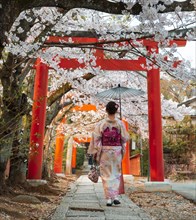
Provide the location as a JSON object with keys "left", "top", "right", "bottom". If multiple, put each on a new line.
{"left": 106, "top": 101, "right": 119, "bottom": 114}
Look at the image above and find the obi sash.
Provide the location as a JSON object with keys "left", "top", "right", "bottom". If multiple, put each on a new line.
{"left": 102, "top": 127, "right": 121, "bottom": 146}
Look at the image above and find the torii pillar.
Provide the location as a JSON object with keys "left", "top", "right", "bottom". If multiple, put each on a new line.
{"left": 71, "top": 141, "right": 77, "bottom": 174}
{"left": 122, "top": 120, "right": 131, "bottom": 174}
{"left": 147, "top": 45, "right": 164, "bottom": 181}
{"left": 27, "top": 59, "right": 48, "bottom": 179}
{"left": 53, "top": 118, "right": 66, "bottom": 174}
{"left": 65, "top": 136, "right": 73, "bottom": 175}
{"left": 54, "top": 132, "right": 65, "bottom": 174}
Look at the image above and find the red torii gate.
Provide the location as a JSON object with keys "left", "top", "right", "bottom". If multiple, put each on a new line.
{"left": 27, "top": 36, "right": 186, "bottom": 181}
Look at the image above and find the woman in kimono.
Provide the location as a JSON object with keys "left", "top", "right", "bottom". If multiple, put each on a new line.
{"left": 88, "top": 101, "right": 129, "bottom": 206}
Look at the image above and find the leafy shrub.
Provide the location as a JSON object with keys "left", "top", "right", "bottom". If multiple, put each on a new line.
{"left": 76, "top": 147, "right": 85, "bottom": 169}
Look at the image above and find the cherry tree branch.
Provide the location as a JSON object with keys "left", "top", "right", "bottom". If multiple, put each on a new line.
{"left": 47, "top": 73, "right": 95, "bottom": 107}
{"left": 22, "top": 0, "right": 195, "bottom": 15}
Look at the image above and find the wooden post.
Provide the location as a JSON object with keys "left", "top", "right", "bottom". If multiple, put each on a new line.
{"left": 54, "top": 133, "right": 65, "bottom": 173}
{"left": 71, "top": 142, "right": 77, "bottom": 174}
{"left": 65, "top": 136, "right": 73, "bottom": 175}
{"left": 27, "top": 59, "right": 48, "bottom": 179}
{"left": 147, "top": 45, "right": 164, "bottom": 181}
{"left": 122, "top": 120, "right": 131, "bottom": 174}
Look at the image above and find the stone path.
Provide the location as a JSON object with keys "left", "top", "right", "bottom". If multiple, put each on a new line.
{"left": 51, "top": 175, "right": 152, "bottom": 220}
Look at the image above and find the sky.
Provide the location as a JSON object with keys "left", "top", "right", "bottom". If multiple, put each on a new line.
{"left": 176, "top": 41, "right": 196, "bottom": 68}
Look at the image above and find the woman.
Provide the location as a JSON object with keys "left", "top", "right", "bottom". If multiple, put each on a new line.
{"left": 88, "top": 101, "right": 129, "bottom": 206}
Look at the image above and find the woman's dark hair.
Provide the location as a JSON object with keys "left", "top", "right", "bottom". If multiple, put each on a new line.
{"left": 106, "top": 101, "right": 119, "bottom": 115}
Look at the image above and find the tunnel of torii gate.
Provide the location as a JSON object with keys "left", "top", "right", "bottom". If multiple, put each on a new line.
{"left": 27, "top": 35, "right": 186, "bottom": 182}
{"left": 53, "top": 105, "right": 131, "bottom": 176}
{"left": 53, "top": 104, "right": 131, "bottom": 176}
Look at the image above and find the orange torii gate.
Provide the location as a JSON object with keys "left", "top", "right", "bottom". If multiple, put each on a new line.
{"left": 53, "top": 117, "right": 66, "bottom": 174}
{"left": 54, "top": 104, "right": 96, "bottom": 175}
{"left": 27, "top": 36, "right": 186, "bottom": 181}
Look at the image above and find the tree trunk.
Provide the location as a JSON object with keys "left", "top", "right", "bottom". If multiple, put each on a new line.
{"left": 42, "top": 127, "right": 56, "bottom": 179}
{"left": 0, "top": 160, "right": 8, "bottom": 194}
{"left": 0, "top": 116, "right": 16, "bottom": 188}
{"left": 0, "top": 1, "right": 22, "bottom": 57}
{"left": 8, "top": 158, "right": 27, "bottom": 184}
{"left": 8, "top": 126, "right": 28, "bottom": 185}
{"left": 11, "top": 113, "right": 32, "bottom": 182}
{"left": 0, "top": 53, "right": 29, "bottom": 187}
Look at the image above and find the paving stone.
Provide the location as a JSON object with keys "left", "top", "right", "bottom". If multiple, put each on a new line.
{"left": 77, "top": 186, "right": 95, "bottom": 193}
{"left": 76, "top": 185, "right": 94, "bottom": 190}
{"left": 95, "top": 190, "right": 105, "bottom": 194}
{"left": 94, "top": 186, "right": 104, "bottom": 191}
{"left": 76, "top": 189, "right": 95, "bottom": 194}
{"left": 69, "top": 203, "right": 103, "bottom": 211}
{"left": 96, "top": 193, "right": 105, "bottom": 199}
{"left": 71, "top": 199, "right": 99, "bottom": 204}
{"left": 104, "top": 207, "right": 133, "bottom": 215}
{"left": 139, "top": 212, "right": 152, "bottom": 219}
{"left": 66, "top": 210, "right": 105, "bottom": 217}
{"left": 76, "top": 182, "right": 93, "bottom": 186}
{"left": 51, "top": 204, "right": 68, "bottom": 220}
{"left": 61, "top": 197, "right": 73, "bottom": 203}
{"left": 66, "top": 217, "right": 105, "bottom": 220}
{"left": 74, "top": 192, "right": 95, "bottom": 196}
{"left": 73, "top": 195, "right": 98, "bottom": 201}
{"left": 105, "top": 215, "right": 142, "bottom": 220}
{"left": 74, "top": 191, "right": 96, "bottom": 195}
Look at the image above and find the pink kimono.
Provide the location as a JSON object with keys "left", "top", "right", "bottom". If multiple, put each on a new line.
{"left": 88, "top": 117, "right": 129, "bottom": 199}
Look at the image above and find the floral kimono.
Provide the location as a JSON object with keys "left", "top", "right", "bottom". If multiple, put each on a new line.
{"left": 88, "top": 117, "right": 129, "bottom": 199}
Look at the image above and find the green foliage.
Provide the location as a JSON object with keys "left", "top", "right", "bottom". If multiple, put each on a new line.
{"left": 66, "top": 117, "right": 73, "bottom": 124}
{"left": 169, "top": 172, "right": 190, "bottom": 182}
{"left": 129, "top": 116, "right": 195, "bottom": 179}
{"left": 76, "top": 147, "right": 85, "bottom": 169}
{"left": 60, "top": 138, "right": 85, "bottom": 171}
{"left": 163, "top": 116, "right": 195, "bottom": 164}
{"left": 131, "top": 138, "right": 149, "bottom": 177}
{"left": 141, "top": 147, "right": 149, "bottom": 177}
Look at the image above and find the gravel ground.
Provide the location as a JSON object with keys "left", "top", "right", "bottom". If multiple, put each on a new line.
{"left": 0, "top": 175, "right": 77, "bottom": 220}
{"left": 127, "top": 178, "right": 196, "bottom": 220}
